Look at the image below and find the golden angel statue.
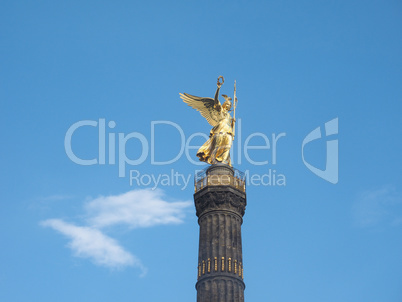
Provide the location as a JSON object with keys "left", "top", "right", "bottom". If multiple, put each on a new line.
{"left": 180, "top": 76, "right": 238, "bottom": 166}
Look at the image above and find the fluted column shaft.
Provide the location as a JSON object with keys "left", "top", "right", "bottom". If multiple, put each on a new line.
{"left": 194, "top": 165, "right": 246, "bottom": 302}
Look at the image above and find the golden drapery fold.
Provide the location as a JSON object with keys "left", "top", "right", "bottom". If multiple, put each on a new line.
{"left": 197, "top": 114, "right": 233, "bottom": 166}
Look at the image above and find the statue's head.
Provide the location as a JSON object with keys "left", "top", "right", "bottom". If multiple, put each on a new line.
{"left": 221, "top": 94, "right": 232, "bottom": 110}
{"left": 223, "top": 100, "right": 232, "bottom": 110}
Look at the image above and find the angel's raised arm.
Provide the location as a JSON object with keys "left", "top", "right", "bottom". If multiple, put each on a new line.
{"left": 214, "top": 77, "right": 223, "bottom": 110}
{"left": 213, "top": 85, "right": 222, "bottom": 109}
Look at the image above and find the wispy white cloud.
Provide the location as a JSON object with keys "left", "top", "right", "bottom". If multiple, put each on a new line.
{"left": 353, "top": 185, "right": 402, "bottom": 228}
{"left": 41, "top": 189, "right": 191, "bottom": 273}
{"left": 41, "top": 219, "right": 146, "bottom": 274}
{"left": 85, "top": 189, "right": 191, "bottom": 229}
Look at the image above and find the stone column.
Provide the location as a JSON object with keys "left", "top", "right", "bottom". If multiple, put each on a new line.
{"left": 194, "top": 164, "right": 247, "bottom": 302}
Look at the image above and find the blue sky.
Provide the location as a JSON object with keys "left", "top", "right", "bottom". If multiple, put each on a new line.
{"left": 1, "top": 1, "right": 402, "bottom": 301}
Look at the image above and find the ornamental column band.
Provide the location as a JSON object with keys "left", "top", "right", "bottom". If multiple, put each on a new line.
{"left": 194, "top": 164, "right": 247, "bottom": 301}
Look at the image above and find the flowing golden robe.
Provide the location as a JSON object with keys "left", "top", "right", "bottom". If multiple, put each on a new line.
{"left": 197, "top": 109, "right": 233, "bottom": 166}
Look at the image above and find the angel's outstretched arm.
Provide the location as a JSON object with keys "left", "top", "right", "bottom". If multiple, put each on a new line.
{"left": 214, "top": 81, "right": 222, "bottom": 110}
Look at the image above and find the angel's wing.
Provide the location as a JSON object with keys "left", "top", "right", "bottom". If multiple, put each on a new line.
{"left": 180, "top": 93, "right": 220, "bottom": 126}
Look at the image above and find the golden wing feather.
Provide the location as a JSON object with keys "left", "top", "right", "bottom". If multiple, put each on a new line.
{"left": 180, "top": 93, "right": 220, "bottom": 126}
